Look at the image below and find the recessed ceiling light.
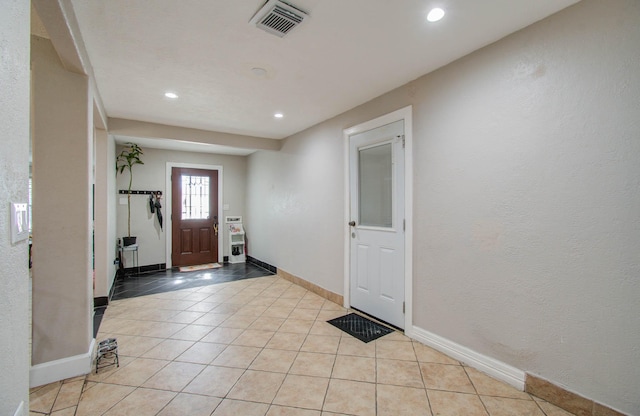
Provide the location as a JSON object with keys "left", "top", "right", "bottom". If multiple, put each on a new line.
{"left": 427, "top": 7, "right": 445, "bottom": 22}
{"left": 274, "top": 113, "right": 284, "bottom": 118}
{"left": 251, "top": 67, "right": 268, "bottom": 77}
{"left": 164, "top": 92, "right": 178, "bottom": 99}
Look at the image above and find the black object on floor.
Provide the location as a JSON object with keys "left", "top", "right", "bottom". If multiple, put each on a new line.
{"left": 327, "top": 312, "right": 393, "bottom": 343}
{"left": 95, "top": 338, "right": 119, "bottom": 373}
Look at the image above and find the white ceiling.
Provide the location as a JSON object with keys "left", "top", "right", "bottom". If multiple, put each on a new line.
{"left": 70, "top": 0, "right": 579, "bottom": 147}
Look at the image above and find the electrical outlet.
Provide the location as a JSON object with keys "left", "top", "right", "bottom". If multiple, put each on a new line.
{"left": 10, "top": 202, "right": 29, "bottom": 244}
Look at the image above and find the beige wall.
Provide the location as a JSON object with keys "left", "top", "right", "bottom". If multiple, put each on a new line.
{"left": 246, "top": 1, "right": 640, "bottom": 414}
{"left": 0, "top": 1, "right": 31, "bottom": 413}
{"left": 31, "top": 35, "right": 93, "bottom": 369}
{"left": 247, "top": 124, "right": 348, "bottom": 294}
{"left": 95, "top": 130, "right": 117, "bottom": 297}
{"left": 409, "top": 2, "right": 639, "bottom": 413}
{"left": 115, "top": 146, "right": 247, "bottom": 267}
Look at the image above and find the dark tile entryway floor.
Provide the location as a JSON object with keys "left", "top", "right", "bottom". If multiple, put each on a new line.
{"left": 93, "top": 263, "right": 276, "bottom": 337}
{"left": 112, "top": 263, "right": 276, "bottom": 300}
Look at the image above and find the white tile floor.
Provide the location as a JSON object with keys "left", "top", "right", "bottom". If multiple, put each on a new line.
{"left": 30, "top": 275, "right": 575, "bottom": 415}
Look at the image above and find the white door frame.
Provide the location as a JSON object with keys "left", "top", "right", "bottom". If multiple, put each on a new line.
{"left": 343, "top": 105, "right": 413, "bottom": 334}
{"left": 165, "top": 162, "right": 224, "bottom": 269}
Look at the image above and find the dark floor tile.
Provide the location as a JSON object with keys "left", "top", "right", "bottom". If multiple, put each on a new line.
{"left": 91, "top": 263, "right": 276, "bottom": 335}
{"left": 111, "top": 263, "right": 275, "bottom": 301}
{"left": 93, "top": 306, "right": 107, "bottom": 338}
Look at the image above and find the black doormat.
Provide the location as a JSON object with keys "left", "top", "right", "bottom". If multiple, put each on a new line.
{"left": 327, "top": 312, "right": 393, "bottom": 343}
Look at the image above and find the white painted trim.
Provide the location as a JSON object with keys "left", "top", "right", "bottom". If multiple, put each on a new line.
{"left": 165, "top": 162, "right": 224, "bottom": 268}
{"left": 13, "top": 401, "right": 25, "bottom": 416}
{"left": 343, "top": 105, "right": 413, "bottom": 330}
{"left": 343, "top": 124, "right": 351, "bottom": 309}
{"left": 30, "top": 338, "right": 96, "bottom": 388}
{"left": 403, "top": 108, "right": 414, "bottom": 335}
{"left": 411, "top": 325, "right": 526, "bottom": 390}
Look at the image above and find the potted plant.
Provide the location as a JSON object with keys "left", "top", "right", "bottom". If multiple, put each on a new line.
{"left": 116, "top": 142, "right": 144, "bottom": 246}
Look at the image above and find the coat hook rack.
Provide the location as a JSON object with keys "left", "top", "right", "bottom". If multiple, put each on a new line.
{"left": 119, "top": 190, "right": 163, "bottom": 196}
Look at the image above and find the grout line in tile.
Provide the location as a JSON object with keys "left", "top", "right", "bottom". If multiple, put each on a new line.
{"left": 477, "top": 395, "right": 492, "bottom": 416}
{"left": 462, "top": 365, "right": 481, "bottom": 395}
{"left": 36, "top": 273, "right": 548, "bottom": 416}
{"left": 415, "top": 344, "right": 435, "bottom": 416}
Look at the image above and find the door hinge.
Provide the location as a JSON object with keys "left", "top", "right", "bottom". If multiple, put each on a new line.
{"left": 403, "top": 301, "right": 405, "bottom": 314}
{"left": 403, "top": 219, "right": 406, "bottom": 231}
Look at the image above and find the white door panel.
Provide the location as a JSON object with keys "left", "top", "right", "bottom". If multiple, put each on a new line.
{"left": 356, "top": 244, "right": 371, "bottom": 292}
{"left": 349, "top": 119, "right": 405, "bottom": 328}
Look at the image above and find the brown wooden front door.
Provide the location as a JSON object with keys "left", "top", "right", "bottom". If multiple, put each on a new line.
{"left": 171, "top": 167, "right": 219, "bottom": 267}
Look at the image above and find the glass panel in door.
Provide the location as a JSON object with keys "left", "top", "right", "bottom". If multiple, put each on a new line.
{"left": 358, "top": 142, "right": 393, "bottom": 228}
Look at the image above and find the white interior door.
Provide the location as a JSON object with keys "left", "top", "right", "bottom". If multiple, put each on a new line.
{"left": 349, "top": 119, "right": 405, "bottom": 328}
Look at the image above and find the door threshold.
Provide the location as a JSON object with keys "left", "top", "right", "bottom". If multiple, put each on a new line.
{"left": 350, "top": 307, "right": 403, "bottom": 333}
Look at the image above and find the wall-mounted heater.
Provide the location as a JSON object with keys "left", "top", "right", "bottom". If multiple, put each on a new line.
{"left": 249, "top": 0, "right": 308, "bottom": 38}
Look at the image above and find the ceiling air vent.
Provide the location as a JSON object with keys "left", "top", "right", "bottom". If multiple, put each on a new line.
{"left": 249, "top": 0, "right": 308, "bottom": 38}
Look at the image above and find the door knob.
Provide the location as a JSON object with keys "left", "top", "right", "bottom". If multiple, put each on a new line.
{"left": 348, "top": 221, "right": 356, "bottom": 227}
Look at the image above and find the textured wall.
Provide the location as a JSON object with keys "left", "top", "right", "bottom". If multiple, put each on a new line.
{"left": 246, "top": 1, "right": 640, "bottom": 413}
{"left": 410, "top": 2, "right": 639, "bottom": 413}
{"left": 246, "top": 123, "right": 347, "bottom": 294}
{"left": 115, "top": 147, "right": 247, "bottom": 266}
{"left": 0, "top": 1, "right": 31, "bottom": 413}
{"left": 94, "top": 130, "right": 117, "bottom": 297}
{"left": 31, "top": 35, "right": 93, "bottom": 365}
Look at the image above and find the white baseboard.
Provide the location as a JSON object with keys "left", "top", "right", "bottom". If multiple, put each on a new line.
{"left": 411, "top": 325, "right": 525, "bottom": 390}
{"left": 13, "top": 401, "right": 25, "bottom": 416}
{"left": 30, "top": 338, "right": 96, "bottom": 388}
